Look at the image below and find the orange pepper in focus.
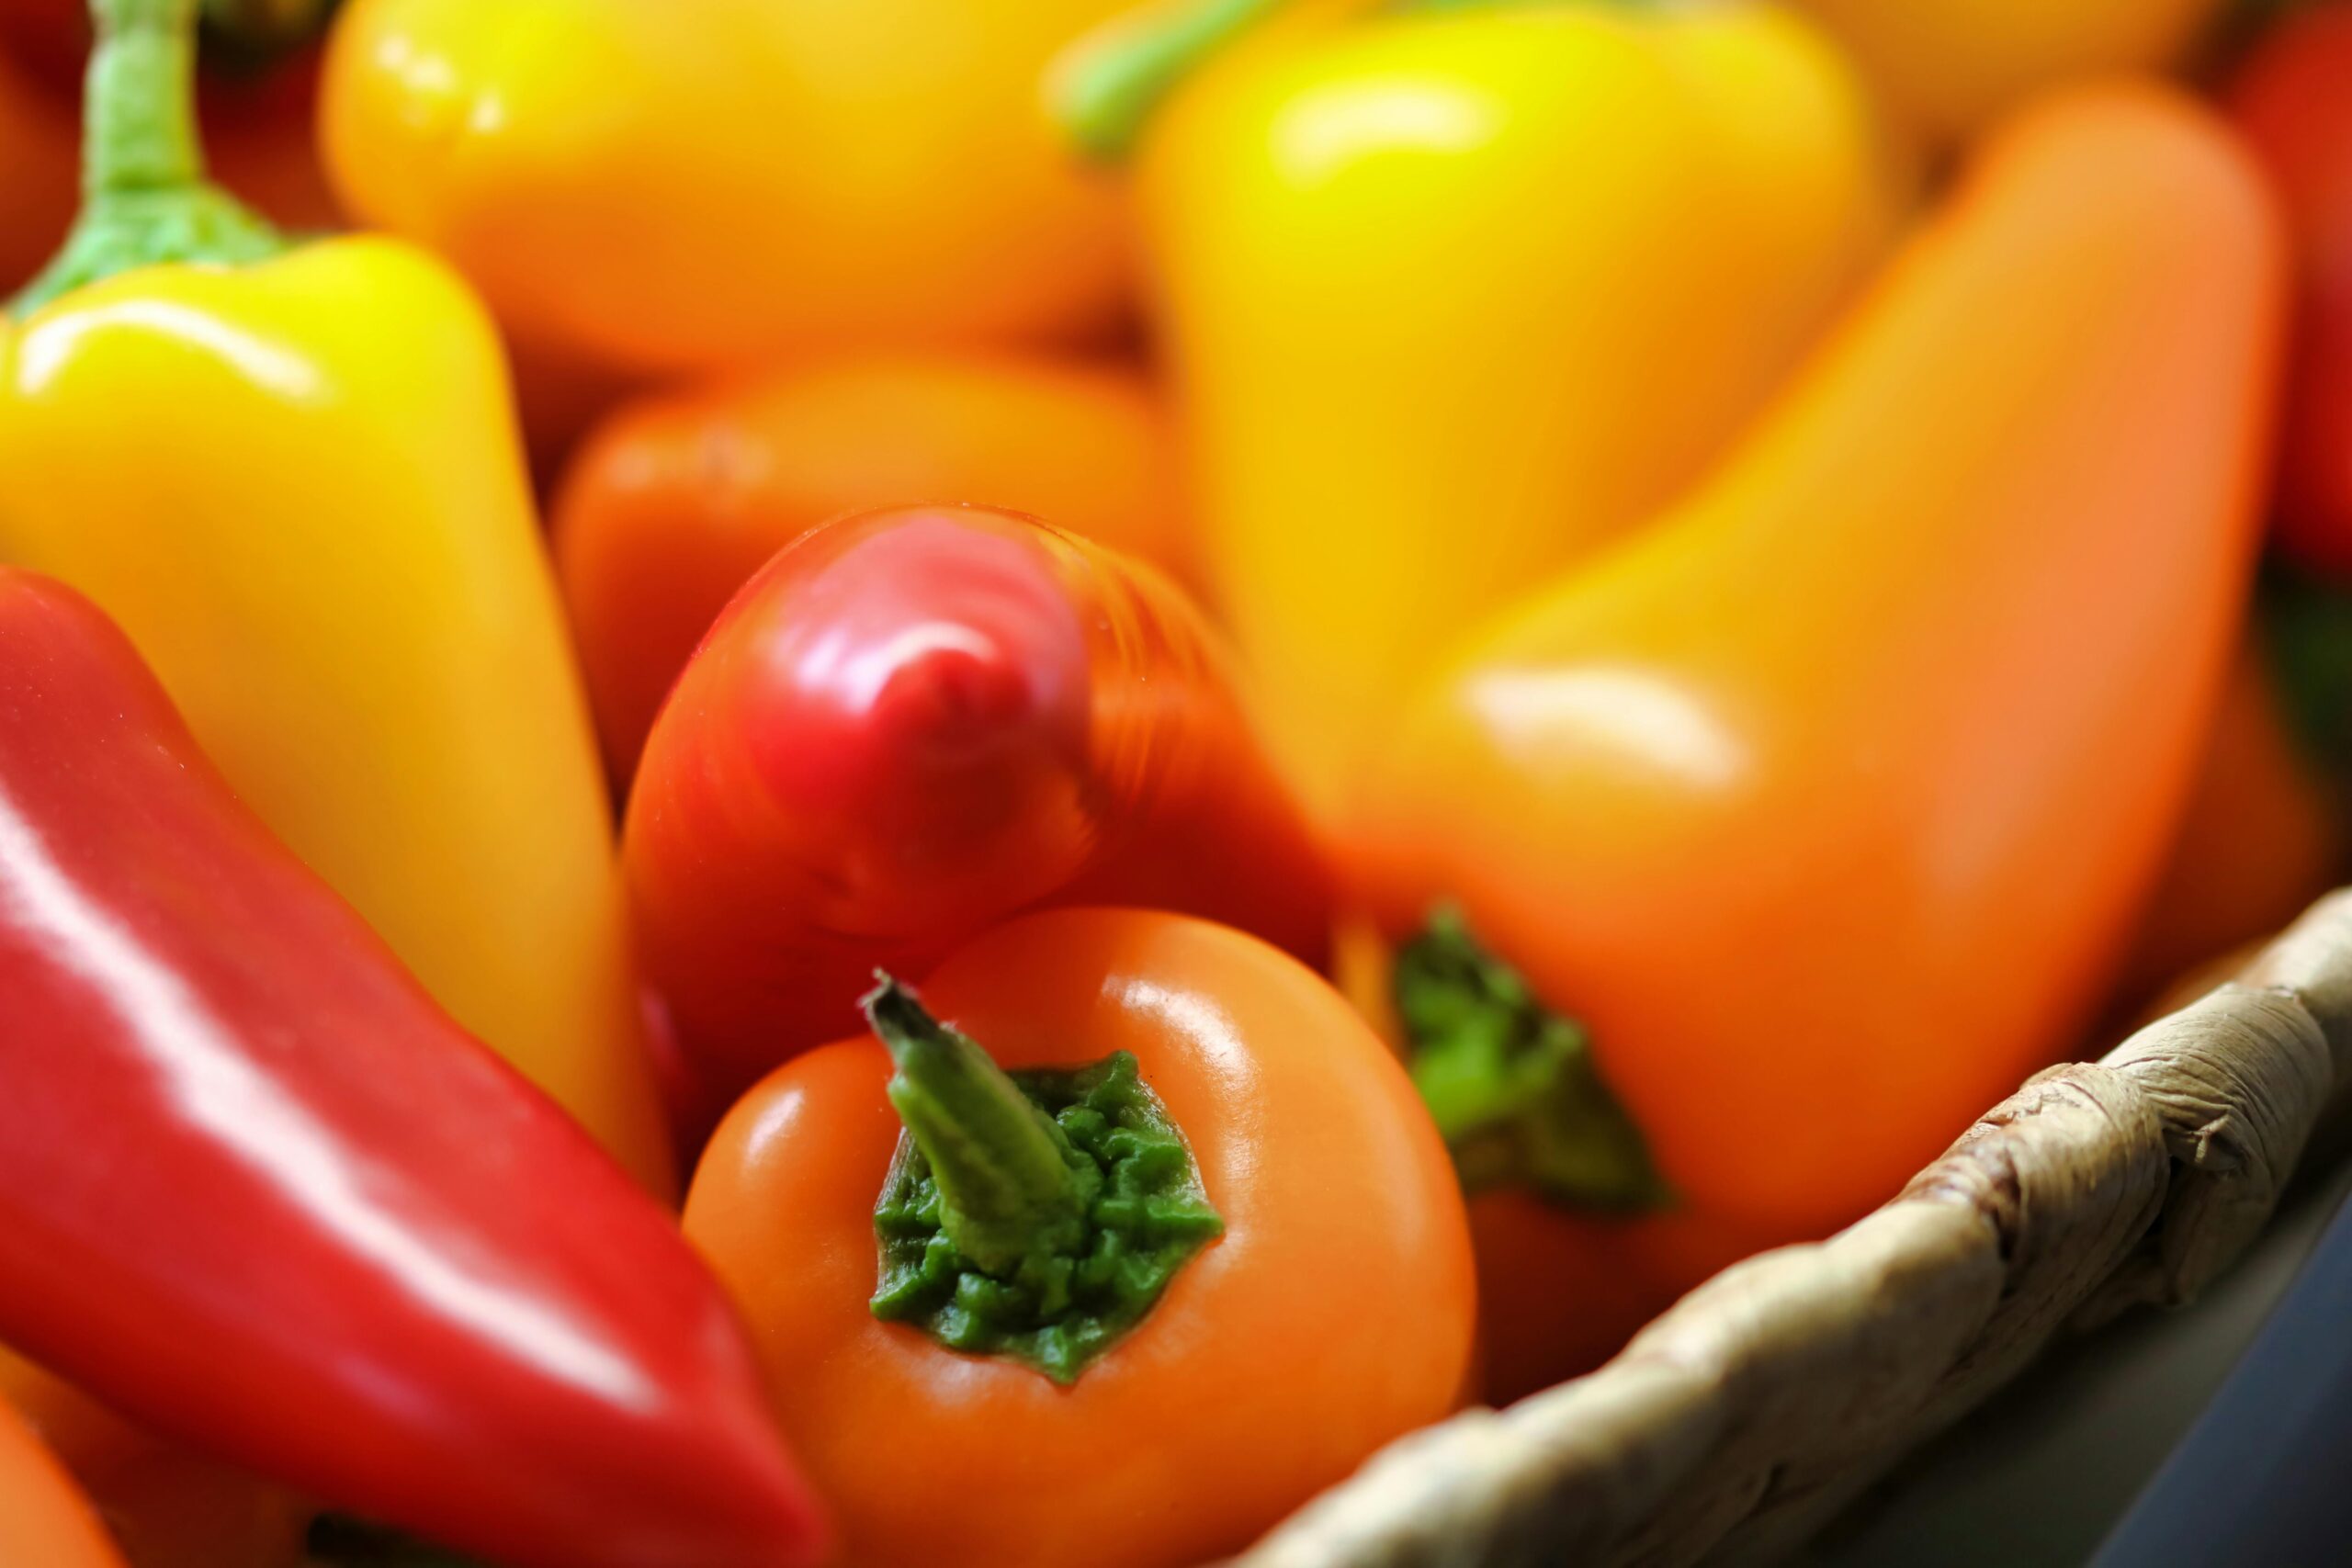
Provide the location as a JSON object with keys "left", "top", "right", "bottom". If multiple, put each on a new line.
{"left": 554, "top": 354, "right": 1188, "bottom": 784}
{"left": 684, "top": 909, "right": 1476, "bottom": 1568}
{"left": 0, "top": 1350, "right": 307, "bottom": 1568}
{"left": 0, "top": 1392, "right": 124, "bottom": 1568}
{"left": 321, "top": 0, "right": 1141, "bottom": 376}
{"left": 1351, "top": 85, "right": 2283, "bottom": 1247}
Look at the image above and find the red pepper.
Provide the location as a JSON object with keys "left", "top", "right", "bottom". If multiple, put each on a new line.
{"left": 624, "top": 503, "right": 1333, "bottom": 1125}
{"left": 2230, "top": 6, "right": 2352, "bottom": 578}
{"left": 0, "top": 568, "right": 826, "bottom": 1568}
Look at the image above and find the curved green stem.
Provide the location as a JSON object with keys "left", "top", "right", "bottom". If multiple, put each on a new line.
{"left": 12, "top": 0, "right": 281, "bottom": 316}
{"left": 868, "top": 976, "right": 1091, "bottom": 1278}
{"left": 1396, "top": 908, "right": 1671, "bottom": 1211}
{"left": 1052, "top": 0, "right": 1292, "bottom": 165}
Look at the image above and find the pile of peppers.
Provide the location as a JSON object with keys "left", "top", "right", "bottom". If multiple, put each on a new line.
{"left": 1, "top": 0, "right": 2347, "bottom": 1563}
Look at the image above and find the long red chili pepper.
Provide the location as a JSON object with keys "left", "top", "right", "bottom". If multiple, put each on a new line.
{"left": 0, "top": 568, "right": 826, "bottom": 1568}
{"left": 624, "top": 503, "right": 1333, "bottom": 1123}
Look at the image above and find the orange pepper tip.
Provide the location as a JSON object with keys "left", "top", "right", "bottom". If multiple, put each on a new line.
{"left": 1049, "top": 0, "right": 1294, "bottom": 166}
{"left": 12, "top": 0, "right": 282, "bottom": 317}
{"left": 1395, "top": 906, "right": 1673, "bottom": 1213}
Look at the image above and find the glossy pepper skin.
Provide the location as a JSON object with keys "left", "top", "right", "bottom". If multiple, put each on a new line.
{"left": 1123, "top": 0, "right": 1897, "bottom": 816}
{"left": 627, "top": 503, "right": 1332, "bottom": 1123}
{"left": 0, "top": 0, "right": 669, "bottom": 1190}
{"left": 554, "top": 353, "right": 1188, "bottom": 784}
{"left": 0, "top": 1348, "right": 309, "bottom": 1568}
{"left": 0, "top": 1397, "right": 125, "bottom": 1568}
{"left": 2229, "top": 6, "right": 2352, "bottom": 579}
{"left": 1351, "top": 85, "right": 2284, "bottom": 1240}
{"left": 321, "top": 0, "right": 1138, "bottom": 376}
{"left": 684, "top": 908, "right": 1476, "bottom": 1568}
{"left": 1792, "top": 0, "right": 2224, "bottom": 154}
{"left": 0, "top": 567, "right": 827, "bottom": 1568}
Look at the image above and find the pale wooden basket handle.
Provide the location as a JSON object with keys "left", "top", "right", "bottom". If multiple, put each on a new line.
{"left": 1235, "top": 889, "right": 2352, "bottom": 1568}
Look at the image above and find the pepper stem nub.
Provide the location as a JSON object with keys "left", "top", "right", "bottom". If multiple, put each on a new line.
{"left": 1051, "top": 0, "right": 1292, "bottom": 165}
{"left": 12, "top": 0, "right": 283, "bottom": 316}
{"left": 865, "top": 976, "right": 1091, "bottom": 1280}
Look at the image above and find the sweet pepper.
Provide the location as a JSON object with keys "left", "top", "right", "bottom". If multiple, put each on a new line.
{"left": 0, "top": 1348, "right": 310, "bottom": 1568}
{"left": 554, "top": 352, "right": 1188, "bottom": 784}
{"left": 0, "top": 0, "right": 669, "bottom": 1190}
{"left": 1067, "top": 0, "right": 1899, "bottom": 816}
{"left": 0, "top": 1397, "right": 124, "bottom": 1568}
{"left": 0, "top": 565, "right": 825, "bottom": 1568}
{"left": 626, "top": 503, "right": 1331, "bottom": 1129}
{"left": 1351, "top": 84, "right": 2283, "bottom": 1264}
{"left": 2228, "top": 5, "right": 2352, "bottom": 579}
{"left": 321, "top": 0, "right": 1140, "bottom": 376}
{"left": 684, "top": 908, "right": 1475, "bottom": 1568}
{"left": 1792, "top": 0, "right": 2226, "bottom": 154}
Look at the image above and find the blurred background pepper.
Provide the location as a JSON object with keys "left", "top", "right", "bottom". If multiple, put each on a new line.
{"left": 0, "top": 1396, "right": 125, "bottom": 1568}
{"left": 1351, "top": 85, "right": 2283, "bottom": 1253}
{"left": 2228, "top": 3, "right": 2352, "bottom": 580}
{"left": 554, "top": 353, "right": 1189, "bottom": 787}
{"left": 319, "top": 0, "right": 1141, "bottom": 379}
{"left": 1791, "top": 0, "right": 2229, "bottom": 156}
{"left": 0, "top": 566, "right": 824, "bottom": 1568}
{"left": 0, "top": 1349, "right": 309, "bottom": 1568}
{"left": 0, "top": 0, "right": 669, "bottom": 1190}
{"left": 1073, "top": 0, "right": 1900, "bottom": 818}
{"left": 625, "top": 504, "right": 1330, "bottom": 1131}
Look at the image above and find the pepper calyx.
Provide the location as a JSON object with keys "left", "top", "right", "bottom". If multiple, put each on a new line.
{"left": 1395, "top": 906, "right": 1671, "bottom": 1211}
{"left": 865, "top": 975, "right": 1223, "bottom": 1385}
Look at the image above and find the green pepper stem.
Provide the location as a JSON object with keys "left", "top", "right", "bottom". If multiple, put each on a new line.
{"left": 865, "top": 976, "right": 1091, "bottom": 1280}
{"left": 11, "top": 0, "right": 282, "bottom": 315}
{"left": 1051, "top": 0, "right": 1292, "bottom": 165}
{"left": 85, "top": 0, "right": 205, "bottom": 198}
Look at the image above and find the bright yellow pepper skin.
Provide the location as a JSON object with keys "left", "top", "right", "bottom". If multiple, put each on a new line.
{"left": 1132, "top": 0, "right": 1900, "bottom": 817}
{"left": 320, "top": 0, "right": 1140, "bottom": 377}
{"left": 1791, "top": 0, "right": 2227, "bottom": 154}
{"left": 0, "top": 0, "right": 670, "bottom": 1194}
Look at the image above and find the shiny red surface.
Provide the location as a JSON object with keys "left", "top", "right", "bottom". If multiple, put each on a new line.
{"left": 0, "top": 570, "right": 824, "bottom": 1568}
{"left": 624, "top": 504, "right": 1332, "bottom": 1123}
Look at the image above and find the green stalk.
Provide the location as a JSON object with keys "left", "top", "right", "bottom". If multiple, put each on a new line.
{"left": 13, "top": 0, "right": 282, "bottom": 316}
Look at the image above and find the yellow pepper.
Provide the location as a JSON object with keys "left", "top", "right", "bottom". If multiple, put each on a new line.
{"left": 0, "top": 0, "right": 670, "bottom": 1193}
{"left": 1789, "top": 0, "right": 2228, "bottom": 154}
{"left": 1069, "top": 0, "right": 1901, "bottom": 818}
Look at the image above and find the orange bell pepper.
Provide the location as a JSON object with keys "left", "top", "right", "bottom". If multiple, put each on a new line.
{"left": 0, "top": 1393, "right": 124, "bottom": 1568}
{"left": 0, "top": 1350, "right": 308, "bottom": 1568}
{"left": 554, "top": 353, "right": 1187, "bottom": 784}
{"left": 320, "top": 0, "right": 1140, "bottom": 376}
{"left": 684, "top": 908, "right": 1475, "bottom": 1568}
{"left": 1351, "top": 85, "right": 2284, "bottom": 1249}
